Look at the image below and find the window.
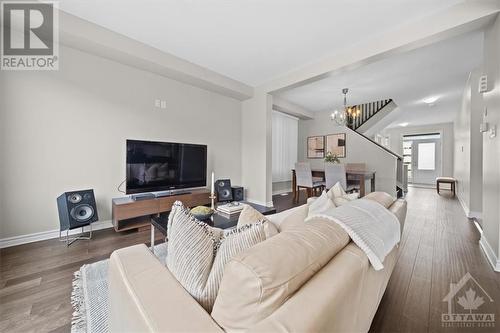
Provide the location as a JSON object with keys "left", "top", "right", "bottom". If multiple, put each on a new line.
{"left": 272, "top": 111, "right": 298, "bottom": 182}
{"left": 417, "top": 142, "right": 435, "bottom": 170}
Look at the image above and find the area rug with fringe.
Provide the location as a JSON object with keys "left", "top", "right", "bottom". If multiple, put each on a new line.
{"left": 71, "top": 243, "right": 168, "bottom": 333}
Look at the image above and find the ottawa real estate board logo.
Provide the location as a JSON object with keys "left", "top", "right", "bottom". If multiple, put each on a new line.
{"left": 1, "top": 1, "right": 59, "bottom": 70}
{"left": 442, "top": 272, "right": 495, "bottom": 329}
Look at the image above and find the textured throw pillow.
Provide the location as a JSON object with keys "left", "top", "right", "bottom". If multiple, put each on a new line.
{"left": 166, "top": 201, "right": 269, "bottom": 312}
{"left": 307, "top": 190, "right": 335, "bottom": 217}
{"left": 237, "top": 204, "right": 279, "bottom": 238}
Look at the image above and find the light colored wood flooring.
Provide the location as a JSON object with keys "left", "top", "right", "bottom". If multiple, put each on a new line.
{"left": 1, "top": 187, "right": 499, "bottom": 332}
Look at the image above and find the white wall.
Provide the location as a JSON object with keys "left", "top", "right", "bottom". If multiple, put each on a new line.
{"left": 453, "top": 69, "right": 483, "bottom": 217}
{"left": 240, "top": 91, "right": 273, "bottom": 206}
{"left": 298, "top": 111, "right": 397, "bottom": 196}
{"left": 0, "top": 45, "right": 242, "bottom": 239}
{"left": 480, "top": 14, "right": 500, "bottom": 271}
{"left": 382, "top": 122, "right": 454, "bottom": 179}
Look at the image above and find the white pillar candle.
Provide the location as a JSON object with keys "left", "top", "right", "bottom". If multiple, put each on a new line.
{"left": 210, "top": 171, "right": 215, "bottom": 210}
{"left": 211, "top": 172, "right": 215, "bottom": 195}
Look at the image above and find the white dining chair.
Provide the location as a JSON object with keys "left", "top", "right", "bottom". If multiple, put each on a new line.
{"left": 325, "top": 163, "right": 347, "bottom": 190}
{"left": 294, "top": 162, "right": 325, "bottom": 203}
{"left": 325, "top": 163, "right": 358, "bottom": 193}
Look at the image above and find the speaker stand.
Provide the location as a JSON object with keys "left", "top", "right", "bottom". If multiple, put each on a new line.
{"left": 59, "top": 224, "right": 92, "bottom": 246}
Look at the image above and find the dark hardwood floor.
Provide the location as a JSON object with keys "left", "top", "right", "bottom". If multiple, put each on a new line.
{"left": 1, "top": 187, "right": 499, "bottom": 332}
{"left": 370, "top": 187, "right": 500, "bottom": 333}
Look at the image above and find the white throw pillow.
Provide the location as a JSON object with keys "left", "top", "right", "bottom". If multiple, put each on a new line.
{"left": 237, "top": 204, "right": 279, "bottom": 238}
{"left": 327, "top": 182, "right": 347, "bottom": 199}
{"left": 327, "top": 182, "right": 359, "bottom": 207}
{"left": 166, "top": 201, "right": 269, "bottom": 312}
{"left": 307, "top": 191, "right": 335, "bottom": 217}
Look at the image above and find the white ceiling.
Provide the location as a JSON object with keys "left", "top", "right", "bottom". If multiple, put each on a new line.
{"left": 59, "top": 0, "right": 462, "bottom": 86}
{"left": 275, "top": 30, "right": 484, "bottom": 128}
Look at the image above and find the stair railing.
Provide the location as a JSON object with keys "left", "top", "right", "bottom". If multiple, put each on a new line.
{"left": 348, "top": 99, "right": 392, "bottom": 131}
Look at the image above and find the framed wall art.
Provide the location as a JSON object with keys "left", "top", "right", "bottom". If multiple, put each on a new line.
{"left": 307, "top": 136, "right": 325, "bottom": 159}
{"left": 325, "top": 133, "right": 346, "bottom": 158}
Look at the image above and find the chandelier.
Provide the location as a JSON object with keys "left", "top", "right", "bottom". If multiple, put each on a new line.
{"left": 330, "top": 88, "right": 361, "bottom": 126}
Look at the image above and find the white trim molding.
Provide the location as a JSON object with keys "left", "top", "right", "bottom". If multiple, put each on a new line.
{"left": 456, "top": 192, "right": 482, "bottom": 219}
{"left": 479, "top": 236, "right": 500, "bottom": 272}
{"left": 468, "top": 211, "right": 482, "bottom": 219}
{"left": 457, "top": 192, "right": 469, "bottom": 216}
{"left": 246, "top": 198, "right": 275, "bottom": 208}
{"left": 0, "top": 220, "right": 113, "bottom": 249}
{"left": 272, "top": 189, "right": 291, "bottom": 196}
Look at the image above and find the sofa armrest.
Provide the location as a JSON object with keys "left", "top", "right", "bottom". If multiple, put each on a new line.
{"left": 108, "top": 244, "right": 223, "bottom": 333}
{"left": 389, "top": 198, "right": 407, "bottom": 231}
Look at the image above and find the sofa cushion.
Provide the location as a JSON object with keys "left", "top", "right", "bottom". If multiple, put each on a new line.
{"left": 166, "top": 201, "right": 269, "bottom": 312}
{"left": 237, "top": 204, "right": 279, "bottom": 238}
{"left": 211, "top": 219, "right": 350, "bottom": 331}
{"left": 364, "top": 191, "right": 395, "bottom": 208}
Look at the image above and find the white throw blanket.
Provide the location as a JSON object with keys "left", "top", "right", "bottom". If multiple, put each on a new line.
{"left": 305, "top": 199, "right": 400, "bottom": 270}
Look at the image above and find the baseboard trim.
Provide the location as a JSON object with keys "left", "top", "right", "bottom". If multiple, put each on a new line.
{"left": 246, "top": 198, "right": 274, "bottom": 208}
{"left": 0, "top": 220, "right": 113, "bottom": 249}
{"left": 468, "top": 211, "right": 482, "bottom": 219}
{"left": 479, "top": 236, "right": 500, "bottom": 272}
{"left": 457, "top": 192, "right": 471, "bottom": 217}
{"left": 456, "top": 193, "right": 482, "bottom": 219}
{"left": 272, "top": 189, "right": 291, "bottom": 195}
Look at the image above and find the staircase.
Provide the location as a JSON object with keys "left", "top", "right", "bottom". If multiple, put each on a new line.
{"left": 345, "top": 99, "right": 406, "bottom": 198}
{"left": 347, "top": 99, "right": 394, "bottom": 132}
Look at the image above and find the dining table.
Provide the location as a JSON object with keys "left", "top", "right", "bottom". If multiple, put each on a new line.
{"left": 291, "top": 167, "right": 376, "bottom": 201}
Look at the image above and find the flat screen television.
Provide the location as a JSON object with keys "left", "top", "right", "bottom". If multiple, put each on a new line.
{"left": 126, "top": 140, "right": 207, "bottom": 194}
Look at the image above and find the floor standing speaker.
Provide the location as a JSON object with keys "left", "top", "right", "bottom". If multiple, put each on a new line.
{"left": 57, "top": 189, "right": 98, "bottom": 245}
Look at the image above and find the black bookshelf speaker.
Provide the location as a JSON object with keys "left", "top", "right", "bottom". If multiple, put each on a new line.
{"left": 215, "top": 179, "right": 233, "bottom": 202}
{"left": 232, "top": 186, "right": 244, "bottom": 201}
{"left": 57, "top": 189, "right": 98, "bottom": 230}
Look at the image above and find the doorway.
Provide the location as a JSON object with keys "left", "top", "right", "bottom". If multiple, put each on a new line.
{"left": 402, "top": 133, "right": 442, "bottom": 186}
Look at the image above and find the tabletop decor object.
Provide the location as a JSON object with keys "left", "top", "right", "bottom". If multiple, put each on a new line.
{"left": 324, "top": 152, "right": 340, "bottom": 163}
{"left": 190, "top": 206, "right": 214, "bottom": 220}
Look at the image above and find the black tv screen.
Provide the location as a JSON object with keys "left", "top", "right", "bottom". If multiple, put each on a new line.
{"left": 126, "top": 140, "right": 207, "bottom": 194}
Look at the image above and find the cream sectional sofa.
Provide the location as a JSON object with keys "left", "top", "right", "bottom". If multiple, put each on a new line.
{"left": 108, "top": 193, "right": 407, "bottom": 333}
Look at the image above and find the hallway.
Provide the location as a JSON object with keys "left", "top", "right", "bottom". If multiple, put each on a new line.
{"left": 370, "top": 187, "right": 500, "bottom": 332}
